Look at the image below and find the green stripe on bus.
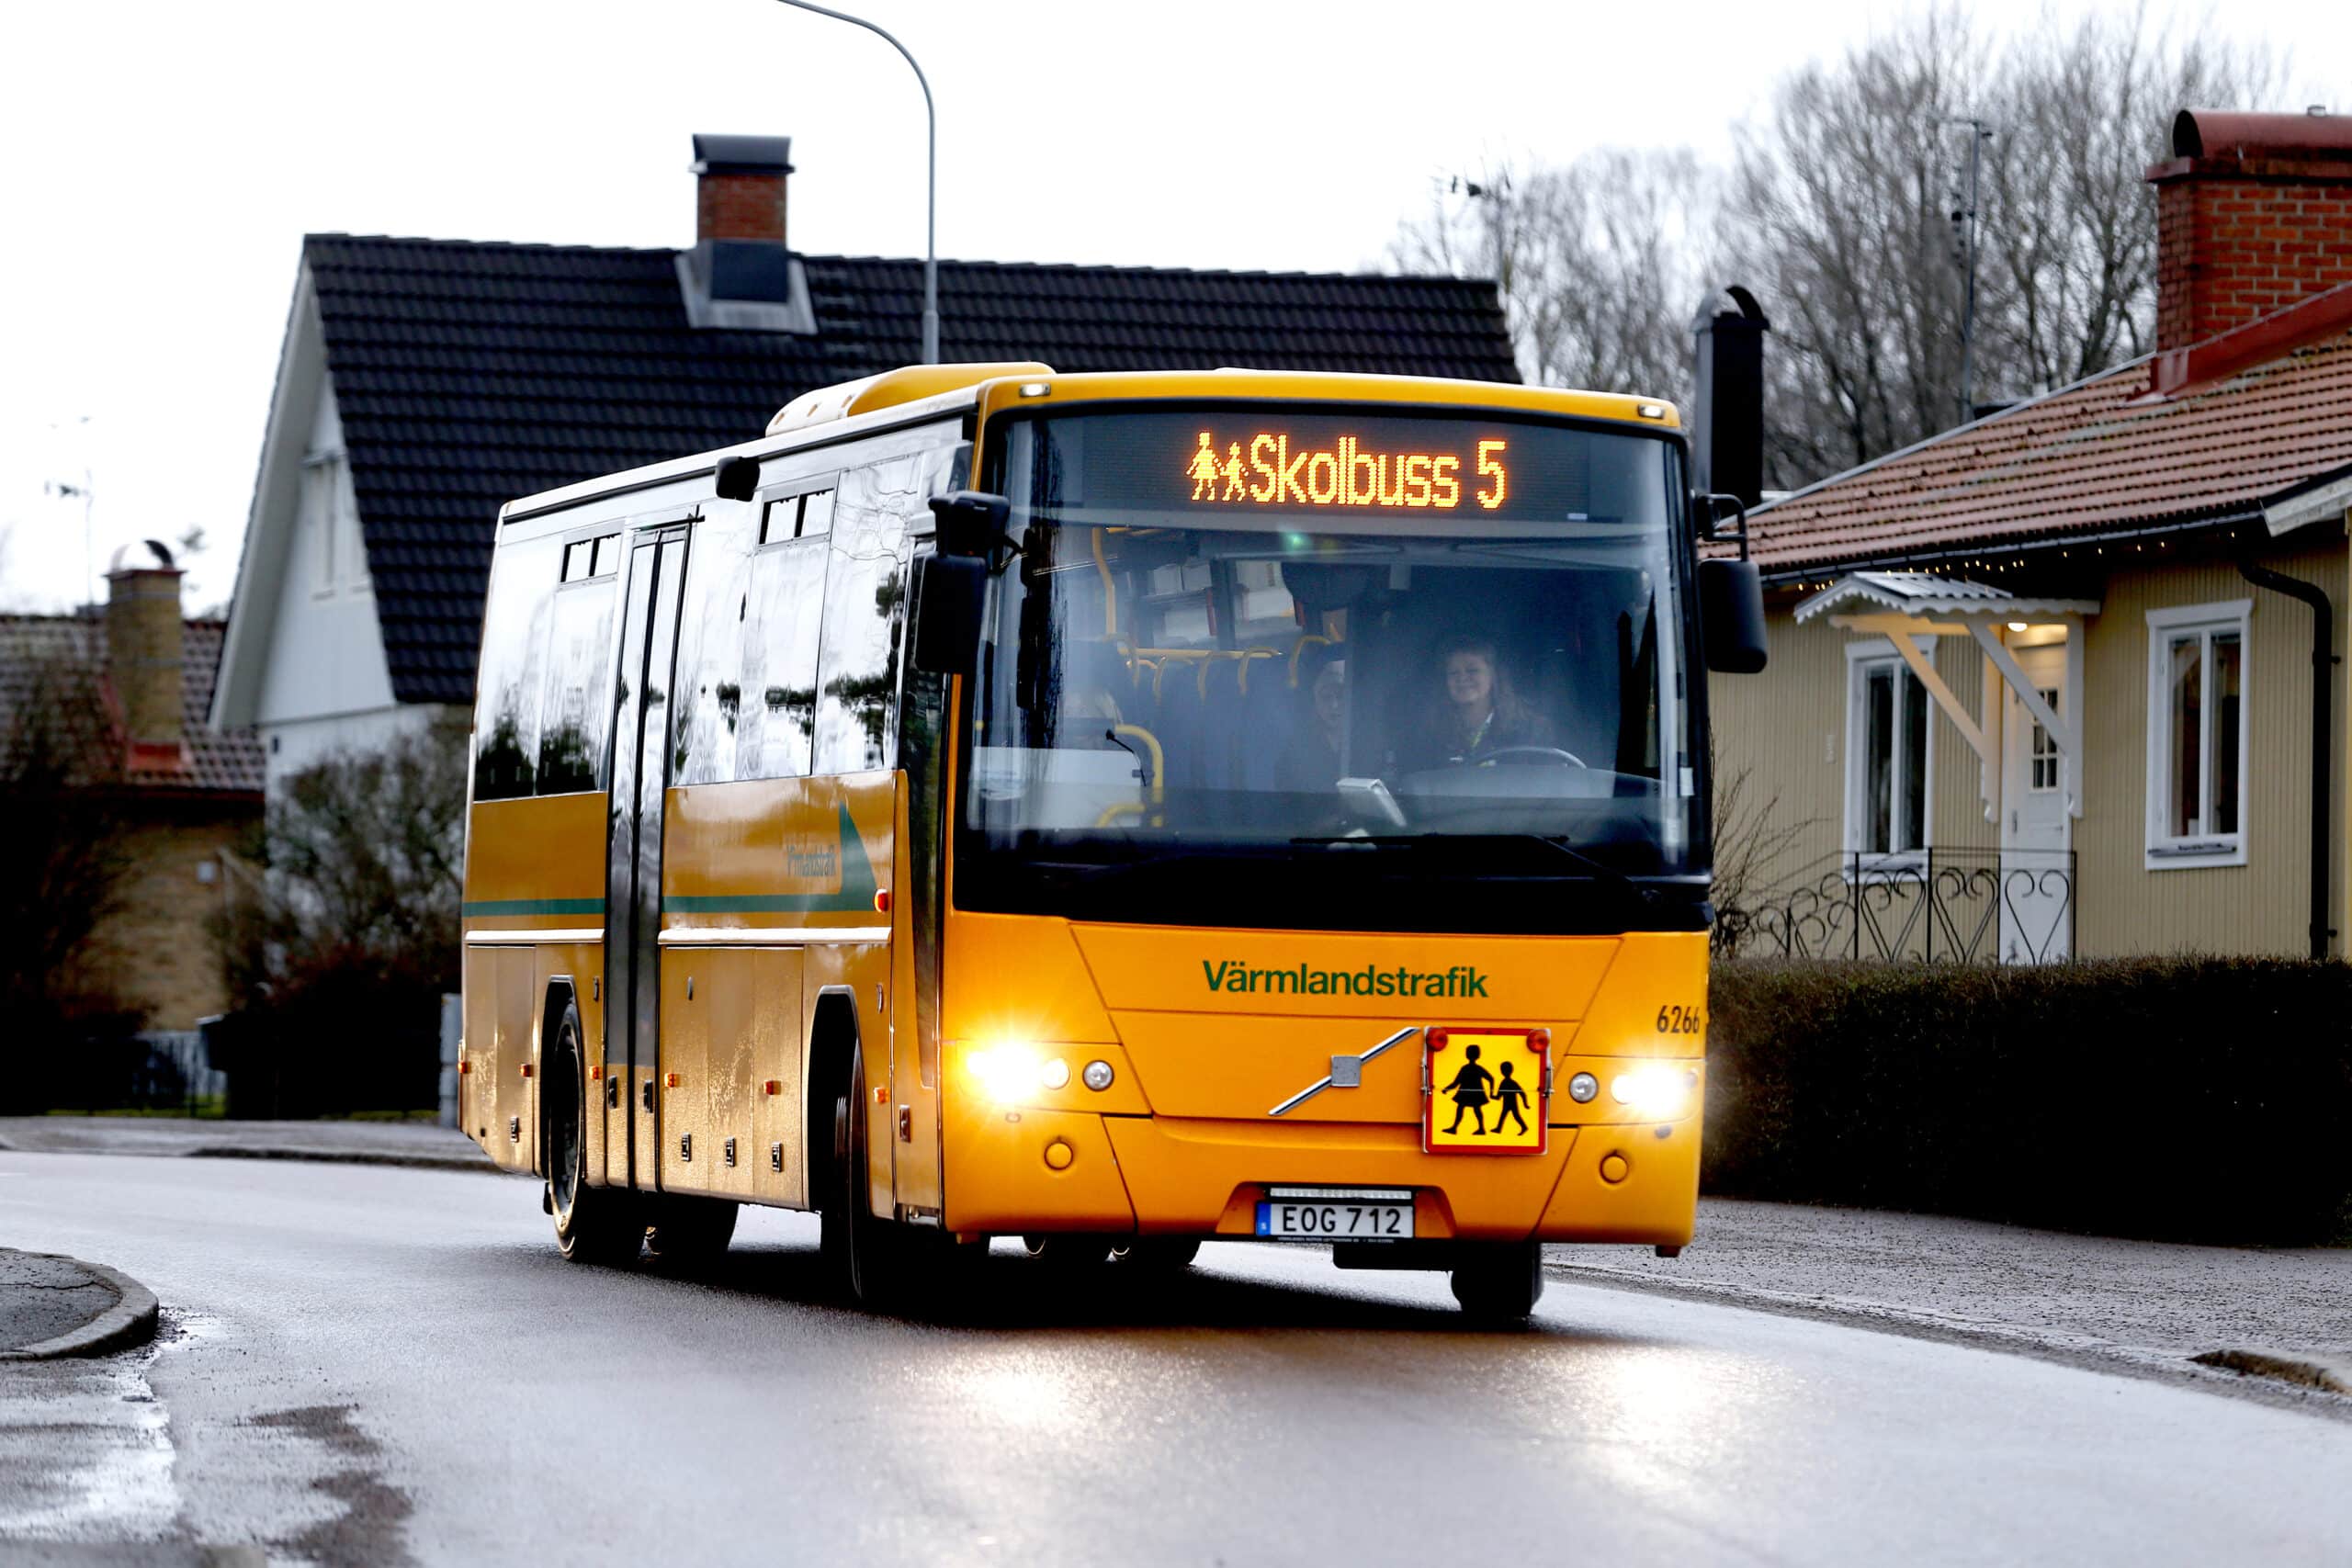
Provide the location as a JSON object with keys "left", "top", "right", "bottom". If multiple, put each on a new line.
{"left": 663, "top": 893, "right": 876, "bottom": 914}
{"left": 462, "top": 897, "right": 606, "bottom": 917}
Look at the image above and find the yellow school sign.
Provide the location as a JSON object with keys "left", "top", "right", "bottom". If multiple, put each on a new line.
{"left": 1424, "top": 1029, "right": 1550, "bottom": 1156}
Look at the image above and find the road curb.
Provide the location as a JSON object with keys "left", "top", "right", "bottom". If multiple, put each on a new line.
{"left": 1544, "top": 1256, "right": 2352, "bottom": 1418}
{"left": 185, "top": 1145, "right": 503, "bottom": 1174}
{"left": 0, "top": 1253, "right": 160, "bottom": 1361}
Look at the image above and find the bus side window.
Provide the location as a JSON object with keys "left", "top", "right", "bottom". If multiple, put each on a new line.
{"left": 739, "top": 510, "right": 829, "bottom": 781}
{"left": 812, "top": 458, "right": 917, "bottom": 774}
{"left": 673, "top": 502, "right": 761, "bottom": 785}
{"left": 536, "top": 539, "right": 619, "bottom": 795}
{"left": 472, "top": 533, "right": 563, "bottom": 801}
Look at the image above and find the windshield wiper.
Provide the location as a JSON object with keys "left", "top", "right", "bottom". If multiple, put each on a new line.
{"left": 1288, "top": 832, "right": 1645, "bottom": 893}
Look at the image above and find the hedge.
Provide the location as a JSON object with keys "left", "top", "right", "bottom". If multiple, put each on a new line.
{"left": 1702, "top": 957, "right": 2352, "bottom": 1246}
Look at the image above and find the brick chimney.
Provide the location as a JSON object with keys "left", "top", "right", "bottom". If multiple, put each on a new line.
{"left": 694, "top": 133, "right": 793, "bottom": 245}
{"left": 104, "top": 539, "right": 186, "bottom": 772}
{"left": 2149, "top": 108, "right": 2352, "bottom": 351}
{"left": 680, "top": 134, "right": 812, "bottom": 333}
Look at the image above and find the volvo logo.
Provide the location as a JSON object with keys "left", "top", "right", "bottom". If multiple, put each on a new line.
{"left": 1267, "top": 1027, "right": 1421, "bottom": 1118}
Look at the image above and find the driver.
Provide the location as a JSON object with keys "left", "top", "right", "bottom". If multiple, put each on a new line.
{"left": 1407, "top": 636, "right": 1557, "bottom": 769}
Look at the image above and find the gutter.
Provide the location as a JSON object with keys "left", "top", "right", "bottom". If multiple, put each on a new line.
{"left": 2236, "top": 546, "right": 2337, "bottom": 960}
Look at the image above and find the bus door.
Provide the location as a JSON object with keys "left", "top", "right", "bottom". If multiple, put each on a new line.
{"left": 603, "top": 522, "right": 691, "bottom": 1190}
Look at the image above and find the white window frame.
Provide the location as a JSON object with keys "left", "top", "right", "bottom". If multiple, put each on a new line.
{"left": 1843, "top": 636, "right": 1936, "bottom": 874}
{"left": 2144, "top": 600, "right": 2251, "bottom": 869}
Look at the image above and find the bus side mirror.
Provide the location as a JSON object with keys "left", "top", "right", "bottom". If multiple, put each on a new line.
{"left": 912, "top": 552, "right": 988, "bottom": 677}
{"left": 1699, "top": 558, "right": 1769, "bottom": 674}
{"left": 928, "top": 490, "right": 1012, "bottom": 560}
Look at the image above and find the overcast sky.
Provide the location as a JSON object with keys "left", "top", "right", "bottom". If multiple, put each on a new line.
{"left": 0, "top": 0, "right": 2337, "bottom": 613}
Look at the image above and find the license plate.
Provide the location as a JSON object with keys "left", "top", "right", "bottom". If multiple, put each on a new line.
{"left": 1255, "top": 1187, "right": 1415, "bottom": 1241}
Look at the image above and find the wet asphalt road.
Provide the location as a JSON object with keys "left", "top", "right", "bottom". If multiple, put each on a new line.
{"left": 4, "top": 1151, "right": 2350, "bottom": 1567}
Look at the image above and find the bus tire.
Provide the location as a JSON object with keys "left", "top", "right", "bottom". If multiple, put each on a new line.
{"left": 1448, "top": 1243, "right": 1544, "bottom": 1322}
{"left": 548, "top": 1002, "right": 642, "bottom": 1268}
{"left": 1109, "top": 1238, "right": 1201, "bottom": 1270}
{"left": 834, "top": 1039, "right": 916, "bottom": 1308}
{"left": 642, "top": 1196, "right": 738, "bottom": 1270}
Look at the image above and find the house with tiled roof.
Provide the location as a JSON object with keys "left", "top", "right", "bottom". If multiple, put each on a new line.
{"left": 2, "top": 544, "right": 265, "bottom": 1035}
{"left": 1715, "top": 109, "right": 2352, "bottom": 965}
{"left": 209, "top": 134, "right": 1517, "bottom": 785}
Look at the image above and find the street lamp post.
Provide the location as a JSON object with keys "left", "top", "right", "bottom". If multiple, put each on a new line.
{"left": 772, "top": 0, "right": 939, "bottom": 365}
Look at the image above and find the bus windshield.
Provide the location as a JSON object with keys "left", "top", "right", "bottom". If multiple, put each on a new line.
{"left": 960, "top": 408, "right": 1703, "bottom": 921}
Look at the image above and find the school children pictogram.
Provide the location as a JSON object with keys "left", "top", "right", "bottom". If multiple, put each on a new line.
{"left": 1423, "top": 1027, "right": 1549, "bottom": 1154}
{"left": 1188, "top": 432, "right": 1222, "bottom": 499}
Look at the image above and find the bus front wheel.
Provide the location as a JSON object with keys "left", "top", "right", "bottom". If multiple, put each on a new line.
{"left": 1448, "top": 1243, "right": 1544, "bottom": 1322}
{"left": 829, "top": 1040, "right": 919, "bottom": 1308}
{"left": 548, "top": 1003, "right": 643, "bottom": 1267}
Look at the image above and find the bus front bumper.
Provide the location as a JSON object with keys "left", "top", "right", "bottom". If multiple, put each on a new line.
{"left": 941, "top": 1107, "right": 1699, "bottom": 1248}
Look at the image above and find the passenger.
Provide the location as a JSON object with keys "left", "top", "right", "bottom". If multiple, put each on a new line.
{"left": 1276, "top": 658, "right": 1348, "bottom": 790}
{"left": 1405, "top": 636, "right": 1557, "bottom": 770}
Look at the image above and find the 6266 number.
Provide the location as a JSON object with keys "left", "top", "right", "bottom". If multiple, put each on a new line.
{"left": 1656, "top": 1004, "right": 1703, "bottom": 1035}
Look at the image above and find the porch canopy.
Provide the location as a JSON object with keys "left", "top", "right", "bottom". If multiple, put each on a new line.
{"left": 1794, "top": 572, "right": 2100, "bottom": 819}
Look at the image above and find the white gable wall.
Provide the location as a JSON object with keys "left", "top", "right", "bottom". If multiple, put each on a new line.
{"left": 213, "top": 267, "right": 458, "bottom": 793}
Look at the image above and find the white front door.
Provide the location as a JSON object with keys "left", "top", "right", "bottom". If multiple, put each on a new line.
{"left": 2000, "top": 641, "right": 2072, "bottom": 962}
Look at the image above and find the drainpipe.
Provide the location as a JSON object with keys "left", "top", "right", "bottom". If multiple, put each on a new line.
{"left": 2237, "top": 547, "right": 2336, "bottom": 960}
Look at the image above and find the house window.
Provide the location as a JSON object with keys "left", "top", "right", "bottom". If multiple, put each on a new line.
{"left": 1845, "top": 640, "right": 1932, "bottom": 862}
{"left": 2145, "top": 600, "right": 2250, "bottom": 867}
{"left": 2029, "top": 687, "right": 2060, "bottom": 791}
{"left": 302, "top": 452, "right": 367, "bottom": 596}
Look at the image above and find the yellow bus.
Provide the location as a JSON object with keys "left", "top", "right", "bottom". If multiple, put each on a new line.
{"left": 458, "top": 363, "right": 1767, "bottom": 1318}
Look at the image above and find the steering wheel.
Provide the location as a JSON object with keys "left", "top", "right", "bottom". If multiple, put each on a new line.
{"left": 1476, "top": 745, "right": 1589, "bottom": 768}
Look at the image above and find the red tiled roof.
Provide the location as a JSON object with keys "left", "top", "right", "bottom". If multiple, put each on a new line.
{"left": 1748, "top": 299, "right": 2352, "bottom": 574}
{"left": 0, "top": 615, "right": 265, "bottom": 797}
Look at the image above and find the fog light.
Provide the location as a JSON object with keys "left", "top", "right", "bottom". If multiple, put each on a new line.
{"left": 1081, "top": 1060, "right": 1114, "bottom": 1091}
{"left": 1040, "top": 1057, "right": 1071, "bottom": 1090}
{"left": 1611, "top": 1065, "right": 1697, "bottom": 1121}
{"left": 1566, "top": 1071, "right": 1599, "bottom": 1103}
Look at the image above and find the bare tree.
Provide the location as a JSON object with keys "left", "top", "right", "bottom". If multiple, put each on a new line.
{"left": 0, "top": 639, "right": 138, "bottom": 1102}
{"left": 1980, "top": 7, "right": 2285, "bottom": 394}
{"left": 218, "top": 723, "right": 466, "bottom": 1010}
{"left": 1392, "top": 151, "right": 1719, "bottom": 404}
{"left": 1397, "top": 6, "right": 2290, "bottom": 491}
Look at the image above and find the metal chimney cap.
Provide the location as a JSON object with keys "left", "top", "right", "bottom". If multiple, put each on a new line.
{"left": 105, "top": 538, "right": 176, "bottom": 574}
{"left": 691, "top": 134, "right": 795, "bottom": 175}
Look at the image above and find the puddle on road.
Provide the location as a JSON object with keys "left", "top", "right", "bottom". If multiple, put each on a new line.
{"left": 0, "top": 1314, "right": 179, "bottom": 1543}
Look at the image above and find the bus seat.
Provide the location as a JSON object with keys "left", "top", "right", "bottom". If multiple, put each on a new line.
{"left": 1230, "top": 650, "right": 1288, "bottom": 790}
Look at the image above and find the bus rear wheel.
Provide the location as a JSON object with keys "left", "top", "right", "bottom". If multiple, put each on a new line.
{"left": 1449, "top": 1243, "right": 1544, "bottom": 1322}
{"left": 548, "top": 1004, "right": 643, "bottom": 1267}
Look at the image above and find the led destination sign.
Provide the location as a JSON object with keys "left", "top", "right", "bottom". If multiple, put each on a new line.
{"left": 1022, "top": 410, "right": 1662, "bottom": 527}
{"left": 1186, "top": 431, "right": 1507, "bottom": 512}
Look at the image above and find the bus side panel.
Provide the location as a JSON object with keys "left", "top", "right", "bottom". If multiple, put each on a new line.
{"left": 658, "top": 946, "right": 802, "bottom": 1201}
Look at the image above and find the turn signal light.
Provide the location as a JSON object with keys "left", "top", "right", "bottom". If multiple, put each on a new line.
{"left": 874, "top": 888, "right": 891, "bottom": 914}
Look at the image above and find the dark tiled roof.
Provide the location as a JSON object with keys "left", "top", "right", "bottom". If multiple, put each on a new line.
{"left": 304, "top": 235, "right": 1519, "bottom": 703}
{"left": 1747, "top": 292, "right": 2352, "bottom": 575}
{"left": 0, "top": 615, "right": 265, "bottom": 797}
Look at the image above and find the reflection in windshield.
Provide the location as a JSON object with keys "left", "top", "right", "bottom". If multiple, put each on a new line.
{"left": 967, "top": 415, "right": 1697, "bottom": 879}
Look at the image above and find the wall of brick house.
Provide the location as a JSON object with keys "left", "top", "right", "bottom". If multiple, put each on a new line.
{"left": 84, "top": 804, "right": 257, "bottom": 1032}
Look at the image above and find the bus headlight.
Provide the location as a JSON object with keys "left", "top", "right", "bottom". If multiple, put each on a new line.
{"left": 967, "top": 1045, "right": 1059, "bottom": 1106}
{"left": 1611, "top": 1065, "right": 1698, "bottom": 1120}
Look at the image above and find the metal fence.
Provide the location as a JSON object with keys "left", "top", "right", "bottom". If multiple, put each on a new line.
{"left": 1717, "top": 848, "right": 2075, "bottom": 965}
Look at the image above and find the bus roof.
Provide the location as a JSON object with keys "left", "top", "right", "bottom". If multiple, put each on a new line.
{"left": 502, "top": 364, "right": 1679, "bottom": 525}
